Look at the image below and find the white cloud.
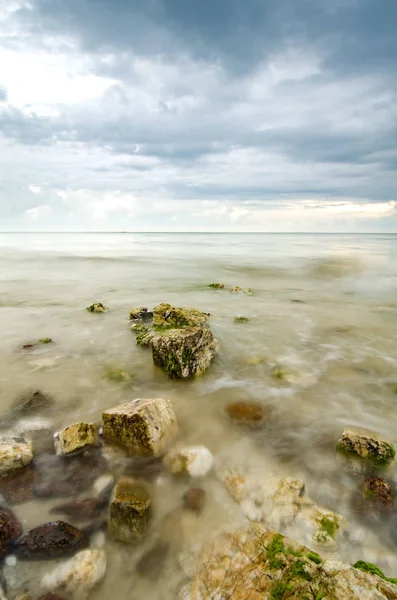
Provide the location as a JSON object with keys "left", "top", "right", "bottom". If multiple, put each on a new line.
{"left": 25, "top": 204, "right": 51, "bottom": 219}
{"left": 28, "top": 184, "right": 42, "bottom": 194}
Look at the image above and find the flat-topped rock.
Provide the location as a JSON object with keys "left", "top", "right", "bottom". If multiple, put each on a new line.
{"left": 102, "top": 398, "right": 178, "bottom": 457}
{"left": 0, "top": 438, "right": 33, "bottom": 475}
{"left": 54, "top": 423, "right": 99, "bottom": 456}
{"left": 108, "top": 478, "right": 151, "bottom": 544}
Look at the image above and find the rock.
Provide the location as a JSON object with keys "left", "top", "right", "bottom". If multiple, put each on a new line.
{"left": 0, "top": 438, "right": 33, "bottom": 475}
{"left": 164, "top": 446, "right": 213, "bottom": 478}
{"left": 102, "top": 398, "right": 178, "bottom": 457}
{"left": 38, "top": 338, "right": 53, "bottom": 344}
{"left": 11, "top": 521, "right": 87, "bottom": 559}
{"left": 14, "top": 417, "right": 55, "bottom": 454}
{"left": 131, "top": 303, "right": 218, "bottom": 379}
{"left": 234, "top": 316, "right": 249, "bottom": 323}
{"left": 129, "top": 307, "right": 153, "bottom": 322}
{"left": 220, "top": 469, "right": 345, "bottom": 548}
{"left": 54, "top": 423, "right": 99, "bottom": 456}
{"left": 183, "top": 488, "right": 206, "bottom": 513}
{"left": 183, "top": 524, "right": 397, "bottom": 600}
{"left": 0, "top": 506, "right": 22, "bottom": 557}
{"left": 108, "top": 478, "right": 151, "bottom": 544}
{"left": 86, "top": 302, "right": 107, "bottom": 313}
{"left": 226, "top": 402, "right": 268, "bottom": 429}
{"left": 91, "top": 474, "right": 115, "bottom": 499}
{"left": 353, "top": 561, "right": 397, "bottom": 585}
{"left": 41, "top": 548, "right": 106, "bottom": 597}
{"left": 38, "top": 595, "right": 67, "bottom": 600}
{"left": 11, "top": 390, "right": 55, "bottom": 417}
{"left": 50, "top": 498, "right": 107, "bottom": 522}
{"left": 337, "top": 429, "right": 395, "bottom": 466}
{"left": 0, "top": 465, "right": 36, "bottom": 504}
{"left": 353, "top": 477, "right": 394, "bottom": 519}
{"left": 135, "top": 542, "right": 169, "bottom": 579}
{"left": 208, "top": 283, "right": 224, "bottom": 289}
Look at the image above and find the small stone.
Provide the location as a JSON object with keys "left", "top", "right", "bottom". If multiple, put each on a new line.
{"left": 5, "top": 555, "right": 17, "bottom": 566}
{"left": 226, "top": 402, "right": 267, "bottom": 429}
{"left": 136, "top": 542, "right": 169, "bottom": 579}
{"left": 12, "top": 521, "right": 87, "bottom": 559}
{"left": 86, "top": 302, "right": 107, "bottom": 313}
{"left": 0, "top": 438, "right": 33, "bottom": 475}
{"left": 234, "top": 316, "right": 249, "bottom": 323}
{"left": 164, "top": 446, "right": 213, "bottom": 478}
{"left": 337, "top": 429, "right": 395, "bottom": 465}
{"left": 41, "top": 548, "right": 106, "bottom": 597}
{"left": 108, "top": 478, "right": 151, "bottom": 544}
{"left": 54, "top": 423, "right": 99, "bottom": 456}
{"left": 183, "top": 488, "right": 206, "bottom": 513}
{"left": 102, "top": 398, "right": 178, "bottom": 457}
{"left": 208, "top": 283, "right": 224, "bottom": 289}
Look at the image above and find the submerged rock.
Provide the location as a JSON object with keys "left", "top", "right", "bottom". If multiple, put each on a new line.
{"left": 136, "top": 542, "right": 169, "bottom": 579}
{"left": 353, "top": 477, "right": 394, "bottom": 519}
{"left": 183, "top": 488, "right": 206, "bottom": 513}
{"left": 131, "top": 303, "right": 218, "bottom": 379}
{"left": 108, "top": 478, "right": 151, "bottom": 544}
{"left": 183, "top": 524, "right": 397, "bottom": 600}
{"left": 11, "top": 390, "right": 55, "bottom": 417}
{"left": 86, "top": 302, "right": 107, "bottom": 313}
{"left": 0, "top": 465, "right": 36, "bottom": 504}
{"left": 0, "top": 506, "right": 22, "bottom": 557}
{"left": 41, "top": 548, "right": 106, "bottom": 597}
{"left": 0, "top": 438, "right": 33, "bottom": 475}
{"left": 11, "top": 521, "right": 87, "bottom": 560}
{"left": 337, "top": 429, "right": 395, "bottom": 466}
{"left": 226, "top": 402, "right": 268, "bottom": 429}
{"left": 234, "top": 316, "right": 249, "bottom": 323}
{"left": 207, "top": 283, "right": 224, "bottom": 289}
{"left": 164, "top": 446, "right": 213, "bottom": 478}
{"left": 50, "top": 498, "right": 107, "bottom": 522}
{"left": 102, "top": 398, "right": 178, "bottom": 457}
{"left": 54, "top": 423, "right": 99, "bottom": 456}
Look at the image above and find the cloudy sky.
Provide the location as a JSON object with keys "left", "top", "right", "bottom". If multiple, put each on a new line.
{"left": 0, "top": 0, "right": 396, "bottom": 232}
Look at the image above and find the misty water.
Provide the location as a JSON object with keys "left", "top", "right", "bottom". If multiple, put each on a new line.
{"left": 1, "top": 232, "right": 397, "bottom": 599}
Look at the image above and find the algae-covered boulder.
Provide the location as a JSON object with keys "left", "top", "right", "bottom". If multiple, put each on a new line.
{"left": 337, "top": 429, "right": 395, "bottom": 466}
{"left": 0, "top": 437, "right": 33, "bottom": 475}
{"left": 131, "top": 303, "right": 218, "bottom": 379}
{"left": 108, "top": 478, "right": 151, "bottom": 544}
{"left": 183, "top": 524, "right": 397, "bottom": 600}
{"left": 102, "top": 398, "right": 178, "bottom": 457}
{"left": 54, "top": 423, "right": 99, "bottom": 456}
{"left": 86, "top": 303, "right": 107, "bottom": 313}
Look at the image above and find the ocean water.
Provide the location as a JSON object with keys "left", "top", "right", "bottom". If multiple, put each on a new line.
{"left": 1, "top": 232, "right": 397, "bottom": 598}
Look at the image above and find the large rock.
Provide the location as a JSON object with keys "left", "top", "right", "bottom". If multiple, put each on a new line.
{"left": 41, "top": 548, "right": 106, "bottom": 597}
{"left": 131, "top": 303, "right": 218, "bottom": 379}
{"left": 0, "top": 438, "right": 33, "bottom": 475}
{"left": 54, "top": 423, "right": 99, "bottom": 456}
{"left": 108, "top": 478, "right": 151, "bottom": 544}
{"left": 102, "top": 398, "right": 178, "bottom": 457}
{"left": 337, "top": 429, "right": 395, "bottom": 466}
{"left": 164, "top": 446, "right": 213, "bottom": 478}
{"left": 11, "top": 521, "right": 87, "bottom": 560}
{"left": 182, "top": 524, "right": 397, "bottom": 600}
{"left": 220, "top": 469, "right": 345, "bottom": 548}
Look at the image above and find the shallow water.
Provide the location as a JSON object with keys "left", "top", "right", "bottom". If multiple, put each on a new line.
{"left": 1, "top": 232, "right": 397, "bottom": 598}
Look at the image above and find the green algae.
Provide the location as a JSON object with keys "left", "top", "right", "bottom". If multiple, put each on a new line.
{"left": 306, "top": 551, "right": 322, "bottom": 565}
{"left": 38, "top": 337, "right": 53, "bottom": 344}
{"left": 103, "top": 368, "right": 134, "bottom": 383}
{"left": 353, "top": 561, "right": 397, "bottom": 585}
{"left": 319, "top": 515, "right": 340, "bottom": 539}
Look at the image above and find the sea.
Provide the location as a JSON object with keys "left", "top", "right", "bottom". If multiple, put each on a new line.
{"left": 1, "top": 232, "right": 397, "bottom": 598}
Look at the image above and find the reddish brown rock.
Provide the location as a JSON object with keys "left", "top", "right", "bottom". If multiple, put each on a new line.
{"left": 183, "top": 488, "right": 206, "bottom": 513}
{"left": 354, "top": 477, "right": 394, "bottom": 519}
{"left": 0, "top": 466, "right": 36, "bottom": 504}
{"left": 0, "top": 505, "right": 22, "bottom": 557}
{"left": 11, "top": 521, "right": 87, "bottom": 560}
{"left": 50, "top": 498, "right": 107, "bottom": 522}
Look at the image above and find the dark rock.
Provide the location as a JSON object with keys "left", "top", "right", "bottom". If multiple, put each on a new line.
{"left": 353, "top": 477, "right": 394, "bottom": 520}
{"left": 50, "top": 498, "right": 107, "bottom": 522}
{"left": 226, "top": 402, "right": 268, "bottom": 429}
{"left": 291, "top": 299, "right": 305, "bottom": 304}
{"left": 0, "top": 466, "right": 36, "bottom": 504}
{"left": 11, "top": 521, "right": 87, "bottom": 560}
{"left": 0, "top": 505, "right": 23, "bottom": 557}
{"left": 135, "top": 542, "right": 169, "bottom": 579}
{"left": 12, "top": 390, "right": 55, "bottom": 417}
{"left": 183, "top": 488, "right": 206, "bottom": 513}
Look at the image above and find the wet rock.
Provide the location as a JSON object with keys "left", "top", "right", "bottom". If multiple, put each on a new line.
{"left": 136, "top": 542, "right": 169, "bottom": 579}
{"left": 102, "top": 398, "right": 178, "bottom": 457}
{"left": 0, "top": 506, "right": 22, "bottom": 557}
{"left": 164, "top": 446, "right": 213, "bottom": 478}
{"left": 50, "top": 498, "right": 107, "bottom": 522}
{"left": 129, "top": 307, "right": 153, "bottom": 322}
{"left": 234, "top": 316, "right": 249, "bottom": 323}
{"left": 108, "top": 478, "right": 151, "bottom": 544}
{"left": 11, "top": 521, "right": 87, "bottom": 560}
{"left": 11, "top": 391, "right": 55, "bottom": 417}
{"left": 226, "top": 402, "right": 268, "bottom": 429}
{"left": 353, "top": 477, "right": 394, "bottom": 519}
{"left": 207, "top": 283, "right": 224, "bottom": 289}
{"left": 131, "top": 303, "right": 218, "bottom": 379}
{"left": 337, "top": 429, "right": 395, "bottom": 466}
{"left": 0, "top": 465, "right": 36, "bottom": 504}
{"left": 0, "top": 438, "right": 33, "bottom": 475}
{"left": 41, "top": 548, "right": 106, "bottom": 597}
{"left": 183, "top": 488, "right": 206, "bottom": 513}
{"left": 183, "top": 524, "right": 397, "bottom": 600}
{"left": 54, "top": 423, "right": 99, "bottom": 456}
{"left": 86, "top": 302, "right": 107, "bottom": 313}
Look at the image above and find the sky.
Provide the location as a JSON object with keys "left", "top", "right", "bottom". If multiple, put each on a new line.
{"left": 0, "top": 0, "right": 396, "bottom": 232}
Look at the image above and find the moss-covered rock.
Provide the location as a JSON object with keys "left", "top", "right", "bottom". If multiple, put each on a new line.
{"left": 353, "top": 561, "right": 397, "bottom": 585}
{"left": 102, "top": 398, "right": 178, "bottom": 457}
{"left": 0, "top": 437, "right": 33, "bottom": 475}
{"left": 108, "top": 478, "right": 151, "bottom": 544}
{"left": 131, "top": 303, "right": 218, "bottom": 379}
{"left": 54, "top": 423, "right": 99, "bottom": 456}
{"left": 86, "top": 302, "right": 107, "bottom": 313}
{"left": 38, "top": 337, "right": 53, "bottom": 344}
{"left": 234, "top": 316, "right": 249, "bottom": 323}
{"left": 129, "top": 307, "right": 153, "bottom": 322}
{"left": 208, "top": 283, "right": 224, "bottom": 289}
{"left": 184, "top": 525, "right": 397, "bottom": 599}
{"left": 337, "top": 429, "right": 395, "bottom": 466}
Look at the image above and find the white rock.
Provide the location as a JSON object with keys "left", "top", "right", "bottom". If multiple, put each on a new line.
{"left": 164, "top": 446, "right": 213, "bottom": 477}
{"left": 5, "top": 555, "right": 17, "bottom": 567}
{"left": 92, "top": 474, "right": 115, "bottom": 498}
{"left": 41, "top": 548, "right": 106, "bottom": 598}
{"left": 0, "top": 437, "right": 33, "bottom": 475}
